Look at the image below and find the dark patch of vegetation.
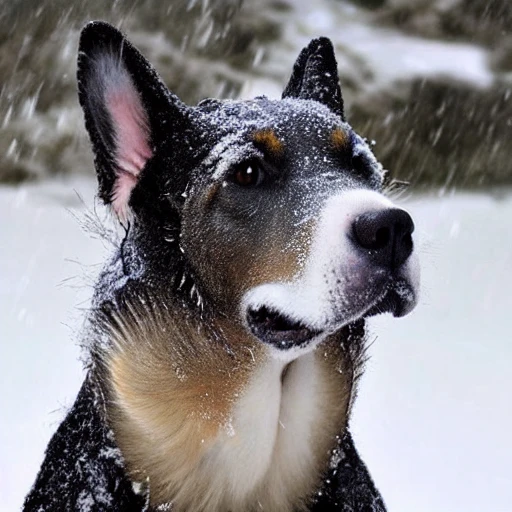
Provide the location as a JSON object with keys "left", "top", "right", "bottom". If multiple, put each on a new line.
{"left": 350, "top": 80, "right": 512, "bottom": 190}
{"left": 0, "top": 0, "right": 284, "bottom": 183}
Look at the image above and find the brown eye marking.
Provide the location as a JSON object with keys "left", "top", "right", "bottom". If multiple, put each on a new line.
{"left": 202, "top": 181, "right": 222, "bottom": 208}
{"left": 330, "top": 127, "right": 349, "bottom": 151}
{"left": 252, "top": 129, "right": 284, "bottom": 159}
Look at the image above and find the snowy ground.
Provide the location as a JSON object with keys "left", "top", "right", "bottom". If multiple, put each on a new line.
{"left": 1, "top": 179, "right": 511, "bottom": 511}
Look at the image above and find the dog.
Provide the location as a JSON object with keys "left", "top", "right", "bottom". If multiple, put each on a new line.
{"left": 24, "top": 21, "right": 419, "bottom": 511}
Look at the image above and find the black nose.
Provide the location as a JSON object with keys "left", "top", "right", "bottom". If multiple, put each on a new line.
{"left": 352, "top": 208, "right": 414, "bottom": 269}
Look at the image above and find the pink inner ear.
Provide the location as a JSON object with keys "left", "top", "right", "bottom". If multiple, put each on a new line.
{"left": 106, "top": 79, "right": 152, "bottom": 221}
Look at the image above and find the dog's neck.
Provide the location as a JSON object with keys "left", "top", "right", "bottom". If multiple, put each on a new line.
{"left": 100, "top": 305, "right": 354, "bottom": 512}
{"left": 195, "top": 349, "right": 351, "bottom": 512}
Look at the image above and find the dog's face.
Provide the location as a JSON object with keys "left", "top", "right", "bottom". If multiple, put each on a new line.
{"left": 78, "top": 22, "right": 419, "bottom": 359}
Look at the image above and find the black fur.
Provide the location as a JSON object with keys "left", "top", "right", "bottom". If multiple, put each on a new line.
{"left": 282, "top": 37, "right": 345, "bottom": 120}
{"left": 24, "top": 375, "right": 148, "bottom": 511}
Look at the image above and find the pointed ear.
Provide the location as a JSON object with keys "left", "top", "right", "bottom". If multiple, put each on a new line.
{"left": 77, "top": 21, "right": 189, "bottom": 222}
{"left": 282, "top": 37, "right": 345, "bottom": 120}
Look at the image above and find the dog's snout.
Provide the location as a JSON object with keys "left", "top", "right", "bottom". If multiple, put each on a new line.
{"left": 352, "top": 208, "right": 414, "bottom": 269}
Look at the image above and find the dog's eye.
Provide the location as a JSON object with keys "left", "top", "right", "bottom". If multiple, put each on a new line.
{"left": 231, "top": 162, "right": 264, "bottom": 187}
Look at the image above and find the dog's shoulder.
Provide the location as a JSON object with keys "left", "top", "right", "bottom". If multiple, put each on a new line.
{"left": 23, "top": 375, "right": 147, "bottom": 511}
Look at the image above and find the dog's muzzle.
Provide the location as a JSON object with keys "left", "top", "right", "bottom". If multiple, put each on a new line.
{"left": 242, "top": 191, "right": 420, "bottom": 353}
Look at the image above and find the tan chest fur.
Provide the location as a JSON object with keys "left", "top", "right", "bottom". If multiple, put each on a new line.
{"left": 104, "top": 314, "right": 352, "bottom": 512}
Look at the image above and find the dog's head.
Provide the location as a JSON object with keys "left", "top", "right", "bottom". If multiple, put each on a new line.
{"left": 78, "top": 22, "right": 419, "bottom": 359}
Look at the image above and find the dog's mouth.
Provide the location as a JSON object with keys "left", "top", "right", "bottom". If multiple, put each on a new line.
{"left": 246, "top": 280, "right": 415, "bottom": 350}
{"left": 363, "top": 280, "right": 416, "bottom": 319}
{"left": 247, "top": 306, "right": 322, "bottom": 350}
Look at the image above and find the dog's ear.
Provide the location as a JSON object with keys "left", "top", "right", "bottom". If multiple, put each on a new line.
{"left": 282, "top": 37, "right": 344, "bottom": 120}
{"left": 77, "top": 21, "right": 190, "bottom": 222}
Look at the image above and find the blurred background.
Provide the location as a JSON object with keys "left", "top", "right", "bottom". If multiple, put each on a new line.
{"left": 1, "top": 0, "right": 511, "bottom": 510}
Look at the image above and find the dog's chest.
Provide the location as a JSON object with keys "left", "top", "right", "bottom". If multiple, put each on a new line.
{"left": 201, "top": 352, "right": 342, "bottom": 510}
{"left": 108, "top": 336, "right": 350, "bottom": 511}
